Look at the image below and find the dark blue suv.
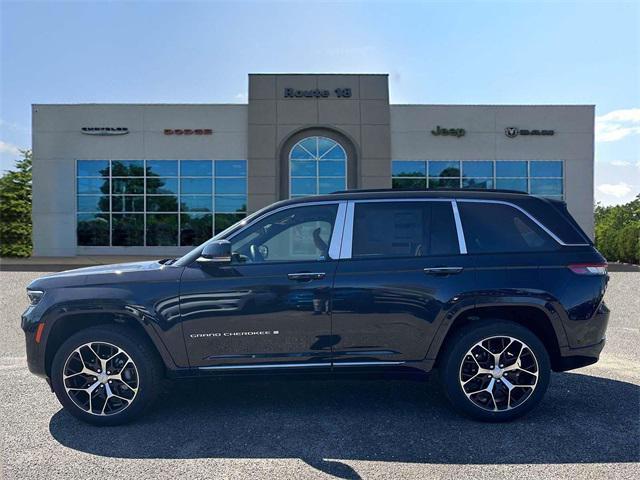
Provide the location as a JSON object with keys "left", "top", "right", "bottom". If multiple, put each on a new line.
{"left": 22, "top": 190, "right": 610, "bottom": 425}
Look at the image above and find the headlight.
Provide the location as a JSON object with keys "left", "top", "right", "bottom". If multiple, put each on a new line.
{"left": 27, "top": 290, "right": 44, "bottom": 305}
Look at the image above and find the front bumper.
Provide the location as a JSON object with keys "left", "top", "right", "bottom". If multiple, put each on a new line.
{"left": 22, "top": 304, "right": 48, "bottom": 379}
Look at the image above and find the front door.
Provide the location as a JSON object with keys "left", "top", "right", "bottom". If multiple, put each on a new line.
{"left": 180, "top": 202, "right": 344, "bottom": 369}
{"left": 331, "top": 200, "right": 477, "bottom": 367}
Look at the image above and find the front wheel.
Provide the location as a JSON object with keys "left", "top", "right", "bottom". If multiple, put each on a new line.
{"left": 51, "top": 325, "right": 163, "bottom": 426}
{"left": 438, "top": 320, "right": 551, "bottom": 422}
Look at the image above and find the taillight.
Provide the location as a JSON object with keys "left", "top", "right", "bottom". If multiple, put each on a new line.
{"left": 568, "top": 263, "right": 608, "bottom": 275}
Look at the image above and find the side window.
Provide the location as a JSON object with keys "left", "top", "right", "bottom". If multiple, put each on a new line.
{"left": 229, "top": 204, "right": 338, "bottom": 263}
{"left": 458, "top": 202, "right": 558, "bottom": 254}
{"left": 351, "top": 202, "right": 459, "bottom": 259}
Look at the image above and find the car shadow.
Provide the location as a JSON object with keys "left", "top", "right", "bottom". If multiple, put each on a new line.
{"left": 49, "top": 371, "right": 639, "bottom": 479}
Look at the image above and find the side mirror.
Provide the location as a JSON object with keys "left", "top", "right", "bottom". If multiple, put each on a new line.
{"left": 197, "top": 240, "right": 232, "bottom": 265}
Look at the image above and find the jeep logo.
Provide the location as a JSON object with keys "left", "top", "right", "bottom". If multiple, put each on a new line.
{"left": 431, "top": 126, "right": 466, "bottom": 138}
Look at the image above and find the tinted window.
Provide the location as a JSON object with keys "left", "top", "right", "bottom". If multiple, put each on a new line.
{"left": 351, "top": 202, "right": 459, "bottom": 259}
{"left": 458, "top": 202, "right": 558, "bottom": 253}
{"left": 230, "top": 204, "right": 338, "bottom": 263}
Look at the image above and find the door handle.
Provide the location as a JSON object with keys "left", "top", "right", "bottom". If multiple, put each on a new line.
{"left": 423, "top": 267, "right": 464, "bottom": 276}
{"left": 287, "top": 272, "right": 326, "bottom": 281}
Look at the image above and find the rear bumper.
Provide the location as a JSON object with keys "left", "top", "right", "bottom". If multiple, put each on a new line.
{"left": 555, "top": 338, "right": 606, "bottom": 371}
{"left": 555, "top": 304, "right": 609, "bottom": 371}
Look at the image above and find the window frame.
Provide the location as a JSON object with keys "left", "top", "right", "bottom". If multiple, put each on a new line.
{"left": 338, "top": 196, "right": 589, "bottom": 260}
{"left": 340, "top": 199, "right": 467, "bottom": 259}
{"left": 180, "top": 195, "right": 588, "bottom": 267}
{"left": 455, "top": 199, "right": 586, "bottom": 250}
{"left": 288, "top": 136, "right": 347, "bottom": 198}
{"left": 218, "top": 201, "right": 348, "bottom": 266}
{"left": 390, "top": 160, "right": 565, "bottom": 200}
{"left": 75, "top": 159, "right": 248, "bottom": 248}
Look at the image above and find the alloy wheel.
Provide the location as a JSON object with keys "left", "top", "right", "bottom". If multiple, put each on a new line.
{"left": 62, "top": 341, "right": 139, "bottom": 416}
{"left": 459, "top": 335, "right": 539, "bottom": 412}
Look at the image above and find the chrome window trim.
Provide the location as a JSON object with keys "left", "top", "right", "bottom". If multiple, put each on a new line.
{"left": 456, "top": 199, "right": 590, "bottom": 247}
{"left": 451, "top": 200, "right": 468, "bottom": 254}
{"left": 339, "top": 198, "right": 462, "bottom": 259}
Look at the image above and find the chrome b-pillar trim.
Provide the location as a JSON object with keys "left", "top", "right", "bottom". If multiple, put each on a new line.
{"left": 451, "top": 200, "right": 468, "bottom": 254}
{"left": 328, "top": 202, "right": 348, "bottom": 260}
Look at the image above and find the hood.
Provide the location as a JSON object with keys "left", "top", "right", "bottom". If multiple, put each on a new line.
{"left": 28, "top": 260, "right": 172, "bottom": 290}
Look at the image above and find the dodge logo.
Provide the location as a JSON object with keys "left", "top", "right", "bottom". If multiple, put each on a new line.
{"left": 164, "top": 129, "right": 213, "bottom": 135}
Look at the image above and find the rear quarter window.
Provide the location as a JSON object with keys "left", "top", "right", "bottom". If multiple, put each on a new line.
{"left": 458, "top": 202, "right": 559, "bottom": 254}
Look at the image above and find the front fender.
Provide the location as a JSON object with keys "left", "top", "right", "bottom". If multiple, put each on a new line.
{"left": 24, "top": 281, "right": 188, "bottom": 377}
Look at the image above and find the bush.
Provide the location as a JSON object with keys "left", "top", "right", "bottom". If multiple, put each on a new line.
{"left": 594, "top": 195, "right": 640, "bottom": 264}
{"left": 0, "top": 149, "right": 32, "bottom": 257}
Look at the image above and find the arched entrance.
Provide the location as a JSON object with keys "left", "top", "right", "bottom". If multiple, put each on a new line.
{"left": 279, "top": 128, "right": 358, "bottom": 199}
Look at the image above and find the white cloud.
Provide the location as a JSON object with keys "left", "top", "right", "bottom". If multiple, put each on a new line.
{"left": 610, "top": 160, "right": 632, "bottom": 166}
{"left": 0, "top": 140, "right": 21, "bottom": 156}
{"left": 597, "top": 182, "right": 633, "bottom": 198}
{"left": 234, "top": 92, "right": 247, "bottom": 102}
{"left": 595, "top": 108, "right": 640, "bottom": 142}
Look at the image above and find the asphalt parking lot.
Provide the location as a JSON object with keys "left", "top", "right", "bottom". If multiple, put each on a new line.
{"left": 1, "top": 270, "right": 638, "bottom": 479}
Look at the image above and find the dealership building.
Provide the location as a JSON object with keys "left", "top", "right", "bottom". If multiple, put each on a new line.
{"left": 32, "top": 73, "right": 595, "bottom": 257}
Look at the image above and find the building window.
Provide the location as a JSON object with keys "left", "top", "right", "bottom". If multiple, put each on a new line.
{"left": 289, "top": 136, "right": 346, "bottom": 198}
{"left": 76, "top": 160, "right": 247, "bottom": 247}
{"left": 391, "top": 160, "right": 563, "bottom": 200}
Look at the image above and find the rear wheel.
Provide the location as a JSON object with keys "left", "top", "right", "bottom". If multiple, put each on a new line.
{"left": 51, "top": 325, "right": 163, "bottom": 426}
{"left": 439, "top": 320, "right": 550, "bottom": 421}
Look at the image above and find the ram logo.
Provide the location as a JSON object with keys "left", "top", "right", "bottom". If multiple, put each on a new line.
{"left": 505, "top": 127, "right": 519, "bottom": 138}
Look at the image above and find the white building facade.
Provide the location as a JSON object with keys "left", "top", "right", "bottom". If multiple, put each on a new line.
{"left": 32, "top": 74, "right": 594, "bottom": 257}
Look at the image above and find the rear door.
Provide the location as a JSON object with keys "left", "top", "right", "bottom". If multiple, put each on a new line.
{"left": 330, "top": 199, "right": 477, "bottom": 368}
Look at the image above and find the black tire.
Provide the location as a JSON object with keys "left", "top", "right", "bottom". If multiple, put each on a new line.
{"left": 51, "top": 325, "right": 163, "bottom": 426}
{"left": 438, "top": 320, "right": 551, "bottom": 422}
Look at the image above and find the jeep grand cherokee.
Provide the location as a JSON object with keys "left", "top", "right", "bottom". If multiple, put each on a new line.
{"left": 22, "top": 190, "right": 609, "bottom": 425}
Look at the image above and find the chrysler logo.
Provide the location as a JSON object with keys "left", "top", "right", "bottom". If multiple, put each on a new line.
{"left": 505, "top": 127, "right": 554, "bottom": 138}
{"left": 81, "top": 127, "right": 129, "bottom": 136}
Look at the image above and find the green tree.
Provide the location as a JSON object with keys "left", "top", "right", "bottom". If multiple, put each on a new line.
{"left": 594, "top": 194, "right": 640, "bottom": 264}
{"left": 0, "top": 149, "right": 32, "bottom": 257}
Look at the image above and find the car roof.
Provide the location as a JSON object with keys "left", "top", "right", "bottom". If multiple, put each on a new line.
{"left": 282, "top": 188, "right": 536, "bottom": 205}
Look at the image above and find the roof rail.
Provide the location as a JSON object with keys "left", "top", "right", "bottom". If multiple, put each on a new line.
{"left": 329, "top": 188, "right": 529, "bottom": 195}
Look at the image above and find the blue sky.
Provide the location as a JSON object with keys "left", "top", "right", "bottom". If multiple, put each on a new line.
{"left": 1, "top": 0, "right": 638, "bottom": 205}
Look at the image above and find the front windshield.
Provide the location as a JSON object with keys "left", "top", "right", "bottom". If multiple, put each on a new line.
{"left": 173, "top": 204, "right": 272, "bottom": 267}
